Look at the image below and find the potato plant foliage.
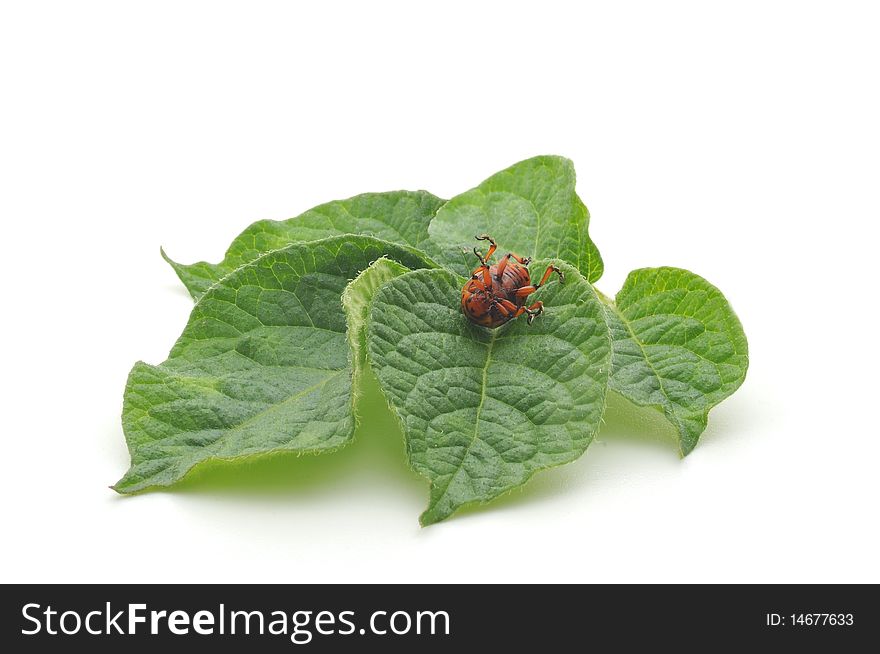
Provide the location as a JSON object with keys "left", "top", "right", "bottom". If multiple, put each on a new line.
{"left": 116, "top": 156, "right": 748, "bottom": 524}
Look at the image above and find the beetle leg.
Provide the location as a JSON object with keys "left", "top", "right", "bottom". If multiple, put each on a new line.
{"left": 495, "top": 252, "right": 531, "bottom": 280}
{"left": 525, "top": 301, "right": 544, "bottom": 325}
{"left": 513, "top": 265, "right": 564, "bottom": 299}
{"left": 513, "top": 284, "right": 537, "bottom": 298}
{"left": 536, "top": 264, "right": 564, "bottom": 286}
{"left": 495, "top": 254, "right": 510, "bottom": 280}
{"left": 474, "top": 234, "right": 497, "bottom": 262}
{"left": 493, "top": 298, "right": 515, "bottom": 317}
{"left": 495, "top": 299, "right": 544, "bottom": 324}
{"left": 470, "top": 265, "right": 492, "bottom": 287}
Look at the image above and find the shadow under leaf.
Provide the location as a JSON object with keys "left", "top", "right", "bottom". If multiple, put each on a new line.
{"left": 443, "top": 392, "right": 681, "bottom": 523}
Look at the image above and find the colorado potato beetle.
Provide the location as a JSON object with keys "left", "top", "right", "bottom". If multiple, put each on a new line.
{"left": 461, "top": 234, "right": 563, "bottom": 328}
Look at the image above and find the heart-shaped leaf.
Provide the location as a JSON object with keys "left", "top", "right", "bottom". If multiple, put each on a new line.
{"left": 114, "top": 236, "right": 433, "bottom": 493}
{"left": 368, "top": 262, "right": 611, "bottom": 524}
{"left": 165, "top": 190, "right": 445, "bottom": 299}
{"left": 427, "top": 156, "right": 603, "bottom": 282}
{"left": 601, "top": 267, "right": 748, "bottom": 455}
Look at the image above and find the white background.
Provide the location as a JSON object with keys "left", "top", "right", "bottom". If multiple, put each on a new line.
{"left": 2, "top": 1, "right": 878, "bottom": 583}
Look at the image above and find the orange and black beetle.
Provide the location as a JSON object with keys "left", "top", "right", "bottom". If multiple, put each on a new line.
{"left": 461, "top": 234, "right": 564, "bottom": 328}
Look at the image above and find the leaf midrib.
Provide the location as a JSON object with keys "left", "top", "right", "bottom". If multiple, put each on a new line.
{"left": 180, "top": 370, "right": 344, "bottom": 454}
{"left": 607, "top": 301, "right": 683, "bottom": 426}
{"left": 428, "top": 329, "right": 498, "bottom": 509}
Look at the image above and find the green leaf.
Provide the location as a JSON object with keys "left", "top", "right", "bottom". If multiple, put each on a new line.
{"left": 600, "top": 267, "right": 748, "bottom": 456}
{"left": 342, "top": 257, "right": 412, "bottom": 394}
{"left": 114, "top": 236, "right": 434, "bottom": 494}
{"left": 427, "top": 156, "right": 603, "bottom": 282}
{"left": 367, "top": 262, "right": 611, "bottom": 525}
{"left": 164, "top": 190, "right": 446, "bottom": 299}
{"left": 575, "top": 196, "right": 604, "bottom": 283}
